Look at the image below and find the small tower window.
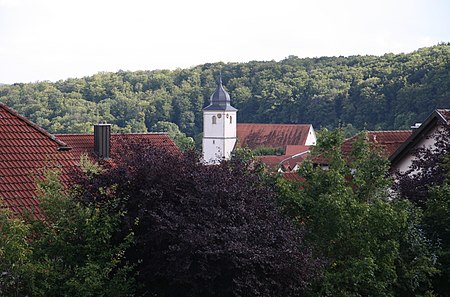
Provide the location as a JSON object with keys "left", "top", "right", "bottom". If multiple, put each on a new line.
{"left": 230, "top": 116, "right": 232, "bottom": 124}
{"left": 212, "top": 115, "right": 217, "bottom": 124}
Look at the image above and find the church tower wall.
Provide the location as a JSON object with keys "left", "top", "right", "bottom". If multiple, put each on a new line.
{"left": 202, "top": 79, "right": 237, "bottom": 164}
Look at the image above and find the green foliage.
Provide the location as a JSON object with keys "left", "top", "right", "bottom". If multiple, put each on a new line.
{"left": 277, "top": 129, "right": 438, "bottom": 297}
{"left": 422, "top": 182, "right": 450, "bottom": 296}
{"left": 395, "top": 126, "right": 450, "bottom": 296}
{"left": 0, "top": 208, "right": 33, "bottom": 296}
{"left": 0, "top": 170, "right": 135, "bottom": 296}
{"left": 150, "top": 121, "right": 194, "bottom": 151}
{"left": 1, "top": 44, "right": 449, "bottom": 137}
{"left": 29, "top": 170, "right": 135, "bottom": 297}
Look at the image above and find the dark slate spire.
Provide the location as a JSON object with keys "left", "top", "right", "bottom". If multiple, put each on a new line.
{"left": 203, "top": 76, "right": 237, "bottom": 111}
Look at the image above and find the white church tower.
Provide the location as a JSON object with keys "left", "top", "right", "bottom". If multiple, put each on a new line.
{"left": 202, "top": 77, "right": 237, "bottom": 164}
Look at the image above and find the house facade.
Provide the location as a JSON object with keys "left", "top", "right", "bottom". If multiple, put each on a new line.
{"left": 390, "top": 109, "right": 450, "bottom": 173}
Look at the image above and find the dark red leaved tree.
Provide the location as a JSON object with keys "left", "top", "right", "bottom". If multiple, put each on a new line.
{"left": 394, "top": 125, "right": 450, "bottom": 207}
{"left": 78, "top": 140, "right": 323, "bottom": 297}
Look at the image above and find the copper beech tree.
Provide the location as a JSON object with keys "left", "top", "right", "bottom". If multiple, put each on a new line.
{"left": 78, "top": 140, "right": 323, "bottom": 297}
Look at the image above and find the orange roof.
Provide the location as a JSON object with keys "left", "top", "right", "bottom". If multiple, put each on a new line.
{"left": 237, "top": 123, "right": 312, "bottom": 149}
{"left": 55, "top": 133, "right": 179, "bottom": 163}
{"left": 0, "top": 103, "right": 77, "bottom": 215}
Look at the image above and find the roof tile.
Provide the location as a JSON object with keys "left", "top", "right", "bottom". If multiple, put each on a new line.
{"left": 237, "top": 123, "right": 312, "bottom": 149}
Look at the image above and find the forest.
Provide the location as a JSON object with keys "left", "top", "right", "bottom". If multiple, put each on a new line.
{"left": 0, "top": 44, "right": 449, "bottom": 142}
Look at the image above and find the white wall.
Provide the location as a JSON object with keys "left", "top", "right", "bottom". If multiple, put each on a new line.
{"left": 305, "top": 126, "right": 317, "bottom": 146}
{"left": 203, "top": 110, "right": 237, "bottom": 164}
{"left": 393, "top": 125, "right": 441, "bottom": 174}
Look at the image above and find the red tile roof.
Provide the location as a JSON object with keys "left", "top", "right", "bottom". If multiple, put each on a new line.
{"left": 344, "top": 131, "right": 412, "bottom": 157}
{"left": 257, "top": 146, "right": 310, "bottom": 170}
{"left": 55, "top": 133, "right": 178, "bottom": 163}
{"left": 237, "top": 124, "right": 312, "bottom": 149}
{"left": 285, "top": 145, "right": 310, "bottom": 156}
{"left": 0, "top": 102, "right": 179, "bottom": 216}
{"left": 0, "top": 103, "right": 76, "bottom": 215}
{"left": 281, "top": 172, "right": 304, "bottom": 182}
{"left": 313, "top": 130, "right": 412, "bottom": 165}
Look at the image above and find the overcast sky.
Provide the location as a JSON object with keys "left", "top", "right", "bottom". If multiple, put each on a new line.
{"left": 1, "top": 0, "right": 449, "bottom": 84}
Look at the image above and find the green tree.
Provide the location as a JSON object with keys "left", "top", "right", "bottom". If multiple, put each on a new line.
{"left": 277, "top": 129, "right": 437, "bottom": 297}
{"left": 28, "top": 170, "right": 135, "bottom": 297}
{"left": 1, "top": 168, "right": 135, "bottom": 297}
{"left": 151, "top": 121, "right": 194, "bottom": 151}
{"left": 0, "top": 208, "right": 33, "bottom": 296}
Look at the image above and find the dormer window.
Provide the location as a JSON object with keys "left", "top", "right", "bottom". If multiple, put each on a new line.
{"left": 212, "top": 115, "right": 217, "bottom": 124}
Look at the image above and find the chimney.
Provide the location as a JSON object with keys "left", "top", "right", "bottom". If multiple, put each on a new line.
{"left": 94, "top": 122, "right": 111, "bottom": 159}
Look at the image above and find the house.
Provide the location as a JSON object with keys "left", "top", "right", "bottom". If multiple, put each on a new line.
{"left": 390, "top": 109, "right": 450, "bottom": 173}
{"left": 0, "top": 103, "right": 178, "bottom": 216}
{"left": 0, "top": 102, "right": 75, "bottom": 215}
{"left": 202, "top": 79, "right": 316, "bottom": 166}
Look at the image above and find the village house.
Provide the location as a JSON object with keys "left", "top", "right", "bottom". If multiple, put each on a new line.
{"left": 389, "top": 109, "right": 450, "bottom": 173}
{"left": 0, "top": 102, "right": 178, "bottom": 216}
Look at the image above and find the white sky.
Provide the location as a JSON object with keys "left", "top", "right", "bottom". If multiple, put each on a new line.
{"left": 0, "top": 0, "right": 449, "bottom": 84}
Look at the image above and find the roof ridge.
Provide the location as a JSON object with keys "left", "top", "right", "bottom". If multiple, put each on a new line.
{"left": 237, "top": 123, "right": 311, "bottom": 126}
{"left": 367, "top": 130, "right": 412, "bottom": 133}
{"left": 0, "top": 102, "right": 68, "bottom": 148}
{"left": 56, "top": 132, "right": 170, "bottom": 136}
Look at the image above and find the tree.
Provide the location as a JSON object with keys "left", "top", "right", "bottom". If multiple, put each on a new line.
{"left": 395, "top": 125, "right": 450, "bottom": 296}
{"left": 277, "top": 129, "right": 437, "bottom": 297}
{"left": 2, "top": 44, "right": 450, "bottom": 135}
{"left": 151, "top": 121, "right": 195, "bottom": 151}
{"left": 395, "top": 126, "right": 450, "bottom": 207}
{"left": 78, "top": 139, "right": 323, "bottom": 297}
{"left": 0, "top": 169, "right": 135, "bottom": 297}
{"left": 0, "top": 208, "right": 33, "bottom": 296}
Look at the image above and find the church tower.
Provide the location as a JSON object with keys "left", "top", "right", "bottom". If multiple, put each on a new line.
{"left": 202, "top": 77, "right": 237, "bottom": 164}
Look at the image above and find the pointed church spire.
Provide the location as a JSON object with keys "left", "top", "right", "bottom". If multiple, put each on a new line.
{"left": 203, "top": 74, "right": 237, "bottom": 111}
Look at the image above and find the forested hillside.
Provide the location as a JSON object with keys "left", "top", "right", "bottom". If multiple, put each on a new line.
{"left": 0, "top": 44, "right": 449, "bottom": 138}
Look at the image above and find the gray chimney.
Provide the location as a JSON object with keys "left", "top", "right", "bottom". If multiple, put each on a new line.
{"left": 94, "top": 122, "right": 111, "bottom": 159}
